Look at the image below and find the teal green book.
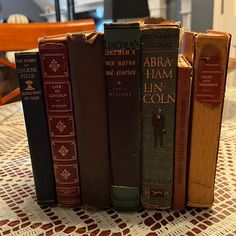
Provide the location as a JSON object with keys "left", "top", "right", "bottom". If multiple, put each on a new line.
{"left": 104, "top": 23, "right": 141, "bottom": 210}
{"left": 141, "top": 25, "right": 180, "bottom": 209}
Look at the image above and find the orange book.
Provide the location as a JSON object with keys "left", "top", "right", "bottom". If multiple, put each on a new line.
{"left": 173, "top": 55, "right": 192, "bottom": 210}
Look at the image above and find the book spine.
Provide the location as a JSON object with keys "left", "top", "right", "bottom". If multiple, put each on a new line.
{"left": 181, "top": 31, "right": 196, "bottom": 65}
{"left": 141, "top": 27, "right": 179, "bottom": 209}
{"left": 187, "top": 34, "right": 231, "bottom": 207}
{"left": 104, "top": 23, "right": 141, "bottom": 210}
{"left": 172, "top": 58, "right": 192, "bottom": 210}
{"left": 68, "top": 33, "right": 110, "bottom": 208}
{"left": 15, "top": 52, "right": 56, "bottom": 205}
{"left": 39, "top": 39, "right": 80, "bottom": 206}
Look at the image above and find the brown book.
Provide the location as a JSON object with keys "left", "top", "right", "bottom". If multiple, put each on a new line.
{"left": 182, "top": 31, "right": 231, "bottom": 207}
{"left": 172, "top": 55, "right": 192, "bottom": 210}
{"left": 67, "top": 32, "right": 110, "bottom": 209}
{"left": 38, "top": 35, "right": 80, "bottom": 206}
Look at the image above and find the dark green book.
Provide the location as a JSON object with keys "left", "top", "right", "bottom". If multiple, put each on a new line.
{"left": 141, "top": 25, "right": 180, "bottom": 209}
{"left": 15, "top": 50, "right": 57, "bottom": 206}
{"left": 104, "top": 23, "right": 141, "bottom": 210}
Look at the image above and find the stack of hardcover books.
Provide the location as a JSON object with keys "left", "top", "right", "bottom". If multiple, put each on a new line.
{"left": 15, "top": 21, "right": 231, "bottom": 210}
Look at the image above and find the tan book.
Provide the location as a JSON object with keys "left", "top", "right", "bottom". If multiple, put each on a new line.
{"left": 182, "top": 31, "right": 231, "bottom": 207}
{"left": 173, "top": 55, "right": 192, "bottom": 210}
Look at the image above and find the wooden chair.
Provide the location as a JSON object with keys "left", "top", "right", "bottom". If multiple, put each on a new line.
{"left": 0, "top": 19, "right": 95, "bottom": 106}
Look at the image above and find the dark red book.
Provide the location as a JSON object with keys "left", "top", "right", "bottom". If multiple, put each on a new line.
{"left": 39, "top": 35, "right": 80, "bottom": 206}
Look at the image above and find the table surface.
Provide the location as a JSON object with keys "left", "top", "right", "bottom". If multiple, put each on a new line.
{"left": 0, "top": 101, "right": 236, "bottom": 236}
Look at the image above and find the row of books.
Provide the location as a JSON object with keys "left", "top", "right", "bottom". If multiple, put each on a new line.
{"left": 15, "top": 22, "right": 231, "bottom": 210}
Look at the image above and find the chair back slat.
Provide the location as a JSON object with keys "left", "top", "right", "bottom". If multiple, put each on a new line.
{"left": 0, "top": 19, "right": 95, "bottom": 105}
{"left": 0, "top": 19, "right": 95, "bottom": 51}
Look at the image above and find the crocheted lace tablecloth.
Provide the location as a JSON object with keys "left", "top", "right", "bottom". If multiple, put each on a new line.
{"left": 0, "top": 101, "right": 236, "bottom": 236}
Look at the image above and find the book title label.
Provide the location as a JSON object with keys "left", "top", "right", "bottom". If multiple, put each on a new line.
{"left": 196, "top": 55, "right": 224, "bottom": 103}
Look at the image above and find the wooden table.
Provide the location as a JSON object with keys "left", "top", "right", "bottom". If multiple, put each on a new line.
{"left": 0, "top": 101, "right": 236, "bottom": 236}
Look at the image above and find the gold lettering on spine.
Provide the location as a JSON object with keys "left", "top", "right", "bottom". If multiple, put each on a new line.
{"left": 105, "top": 44, "right": 137, "bottom": 96}
{"left": 143, "top": 93, "right": 175, "bottom": 104}
{"left": 143, "top": 57, "right": 172, "bottom": 67}
{"left": 143, "top": 56, "right": 175, "bottom": 104}
{"left": 146, "top": 69, "right": 173, "bottom": 79}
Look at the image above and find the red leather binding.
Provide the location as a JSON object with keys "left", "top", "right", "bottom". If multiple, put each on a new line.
{"left": 39, "top": 36, "right": 80, "bottom": 206}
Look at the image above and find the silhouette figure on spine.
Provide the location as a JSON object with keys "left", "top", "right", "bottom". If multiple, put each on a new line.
{"left": 152, "top": 108, "right": 166, "bottom": 148}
